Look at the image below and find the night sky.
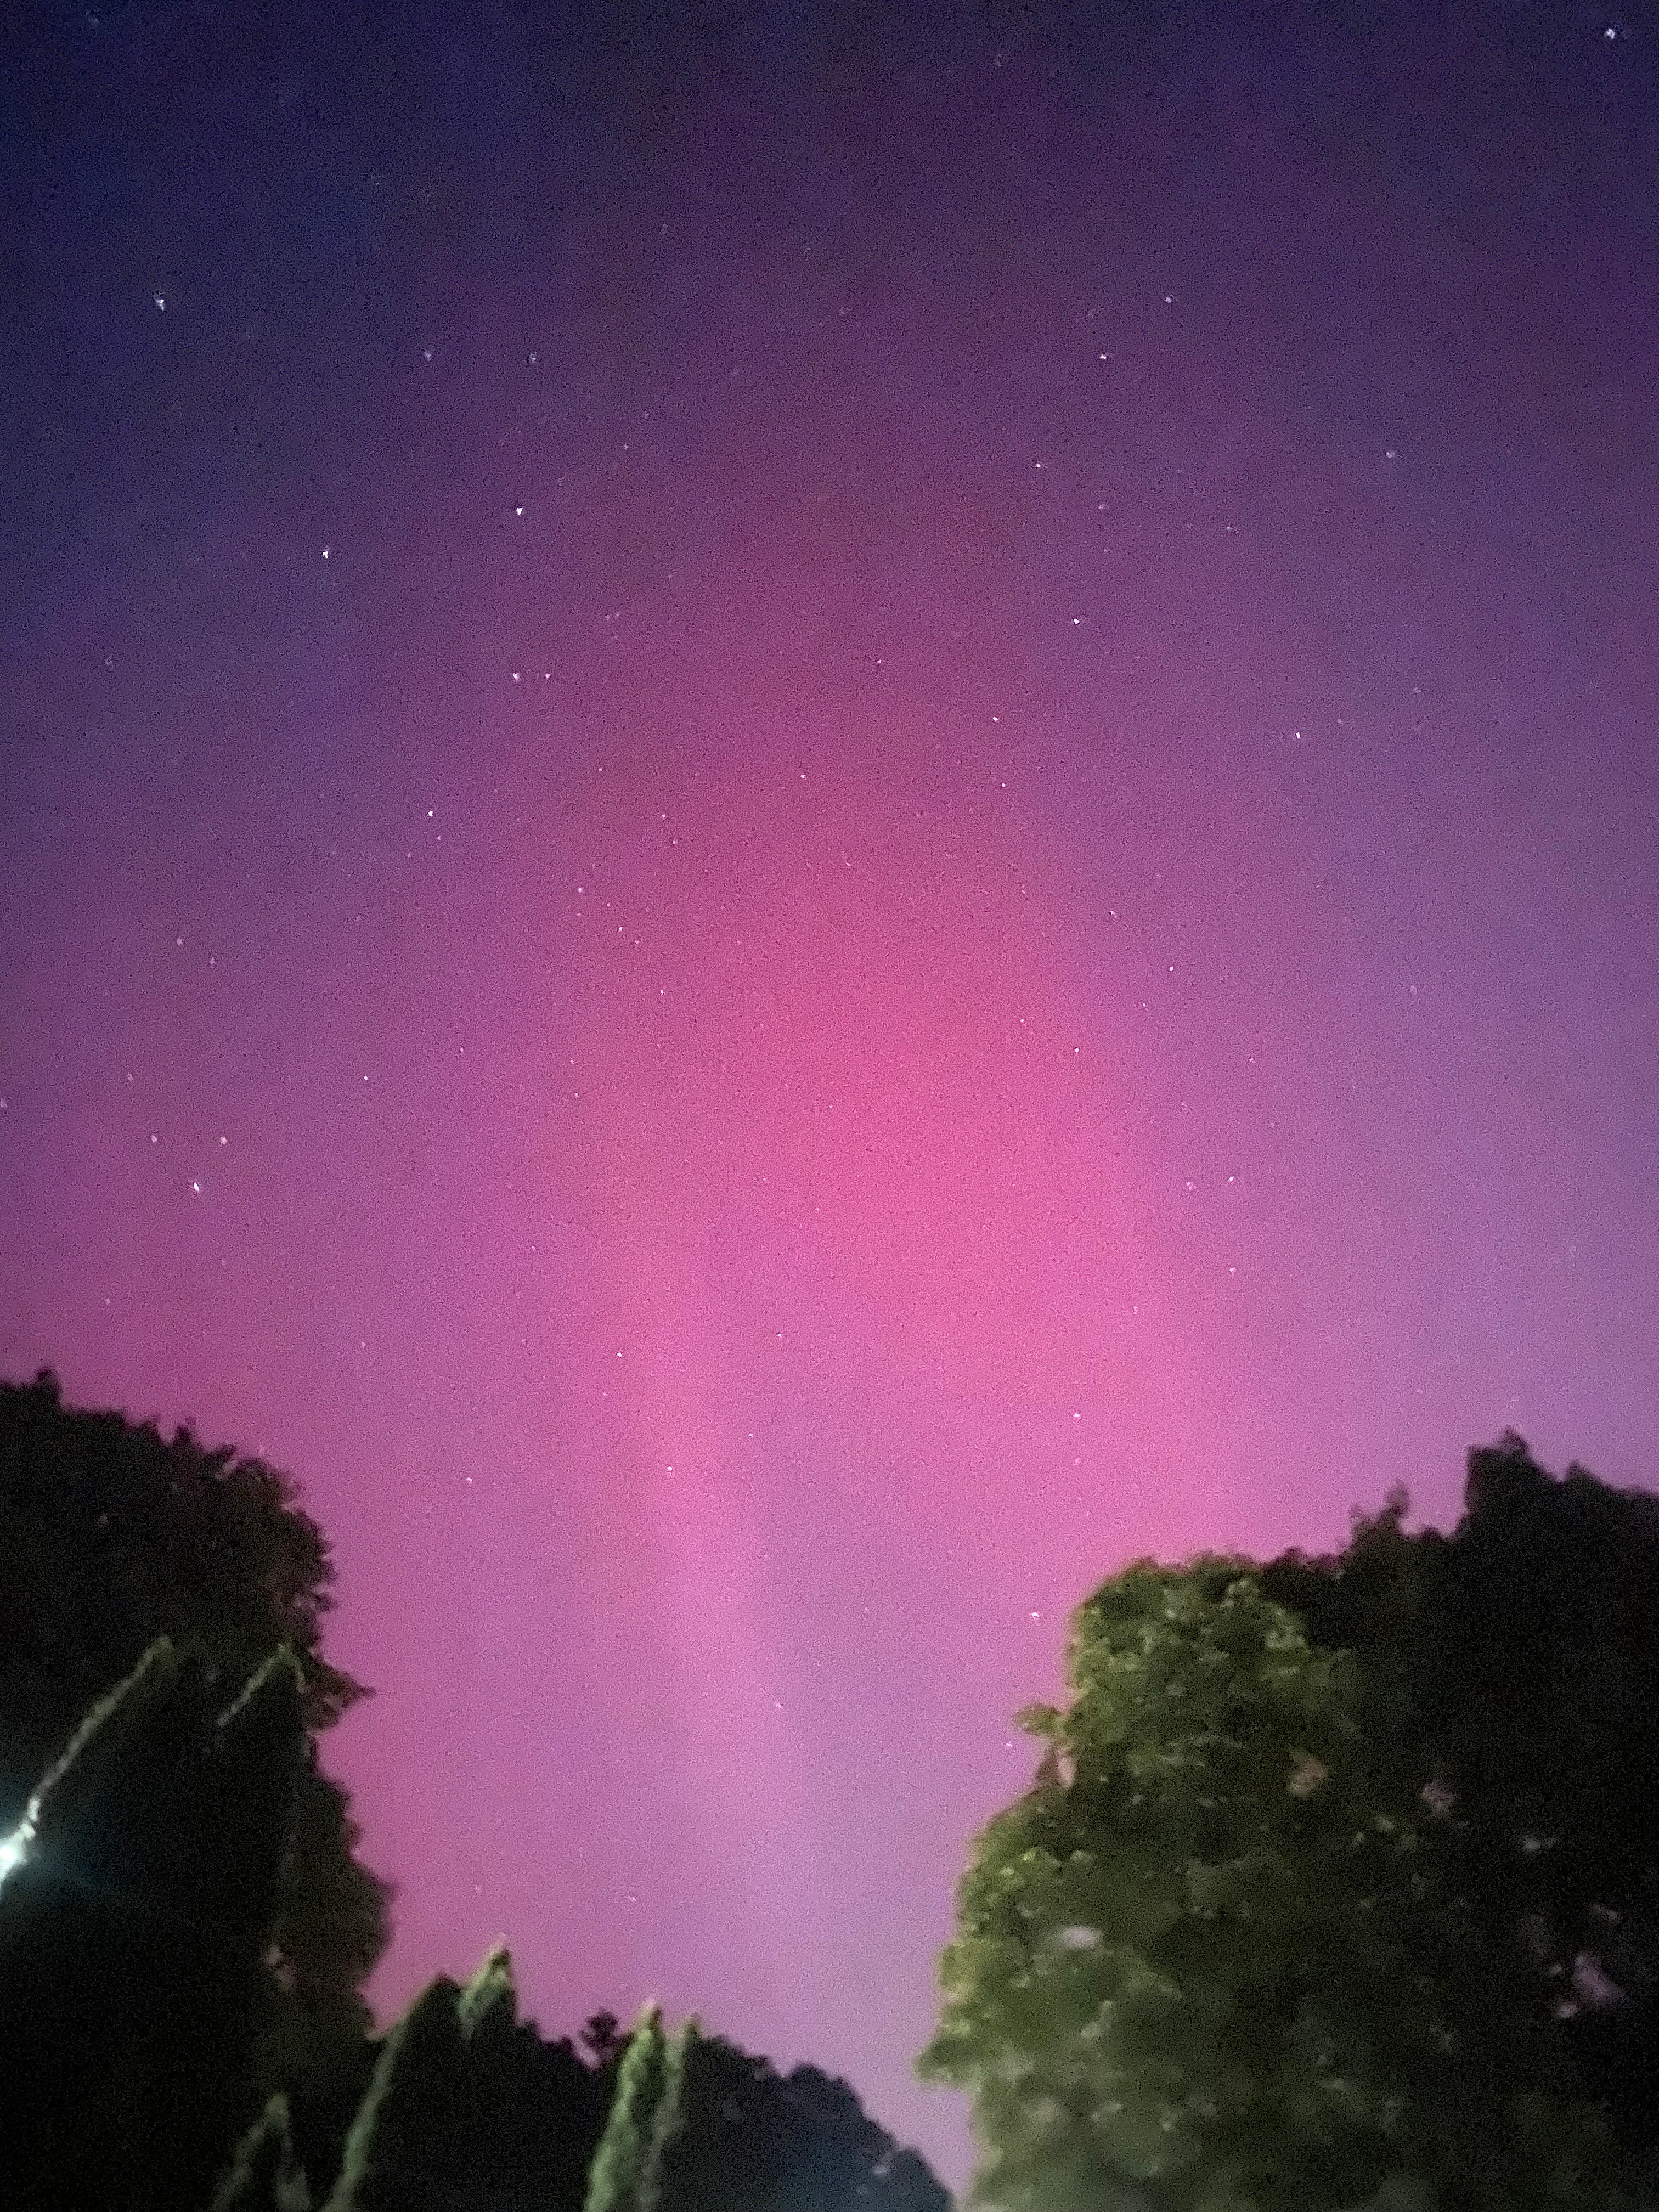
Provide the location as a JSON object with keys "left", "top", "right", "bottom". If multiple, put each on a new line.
{"left": 5, "top": 0, "right": 1659, "bottom": 2188}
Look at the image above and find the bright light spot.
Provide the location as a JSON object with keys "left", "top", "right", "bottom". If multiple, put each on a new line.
{"left": 1055, "top": 1925, "right": 1102, "bottom": 1951}
{"left": 0, "top": 1812, "right": 36, "bottom": 1890}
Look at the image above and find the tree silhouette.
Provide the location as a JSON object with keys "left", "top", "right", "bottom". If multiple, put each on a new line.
{"left": 0, "top": 1368, "right": 391, "bottom": 2075}
{"left": 662, "top": 2034, "right": 951, "bottom": 2212}
{"left": 317, "top": 1948, "right": 607, "bottom": 2211}
{"left": 210, "top": 2095, "right": 313, "bottom": 2212}
{"left": 583, "top": 2010, "right": 628, "bottom": 2066}
{"left": 1261, "top": 1432, "right": 1659, "bottom": 2163}
{"left": 0, "top": 1637, "right": 306, "bottom": 2212}
{"left": 224, "top": 1966, "right": 948, "bottom": 2212}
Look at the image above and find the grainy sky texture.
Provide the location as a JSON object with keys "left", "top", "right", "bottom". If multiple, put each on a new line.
{"left": 5, "top": 0, "right": 1659, "bottom": 2187}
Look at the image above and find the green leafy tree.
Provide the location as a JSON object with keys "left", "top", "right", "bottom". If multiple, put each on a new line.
{"left": 1260, "top": 1436, "right": 1659, "bottom": 2165}
{"left": 0, "top": 1636, "right": 306, "bottom": 2212}
{"left": 0, "top": 1369, "right": 391, "bottom": 2067}
{"left": 921, "top": 1550, "right": 1634, "bottom": 2212}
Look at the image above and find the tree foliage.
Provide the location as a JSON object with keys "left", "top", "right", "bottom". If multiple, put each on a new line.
{"left": 318, "top": 1945, "right": 606, "bottom": 2211}
{"left": 224, "top": 1962, "right": 947, "bottom": 2212}
{"left": 0, "top": 1369, "right": 391, "bottom": 2042}
{"left": 585, "top": 2004, "right": 696, "bottom": 2212}
{"left": 659, "top": 2032, "right": 951, "bottom": 2212}
{"left": 921, "top": 1499, "right": 1646, "bottom": 2212}
{"left": 1261, "top": 1435, "right": 1659, "bottom": 2160}
{"left": 0, "top": 1636, "right": 307, "bottom": 2212}
{"left": 210, "top": 2095, "right": 313, "bottom": 2212}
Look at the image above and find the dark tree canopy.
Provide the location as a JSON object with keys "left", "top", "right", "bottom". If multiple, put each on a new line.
{"left": 1261, "top": 1432, "right": 1659, "bottom": 2160}
{"left": 0, "top": 1637, "right": 307, "bottom": 2212}
{"left": 217, "top": 1969, "right": 947, "bottom": 2212}
{"left": 0, "top": 1370, "right": 391, "bottom": 2040}
{"left": 659, "top": 2033, "right": 951, "bottom": 2212}
{"left": 316, "top": 1948, "right": 605, "bottom": 2211}
{"left": 924, "top": 1436, "right": 1659, "bottom": 2212}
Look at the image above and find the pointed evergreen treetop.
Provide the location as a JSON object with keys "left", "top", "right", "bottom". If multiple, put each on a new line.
{"left": 211, "top": 2094, "right": 314, "bottom": 2212}
{"left": 585, "top": 2004, "right": 697, "bottom": 2212}
{"left": 456, "top": 1943, "right": 517, "bottom": 2045}
{"left": 321, "top": 1973, "right": 467, "bottom": 2211}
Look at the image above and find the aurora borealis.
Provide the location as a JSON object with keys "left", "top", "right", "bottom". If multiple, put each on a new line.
{"left": 5, "top": 1, "right": 1659, "bottom": 2186}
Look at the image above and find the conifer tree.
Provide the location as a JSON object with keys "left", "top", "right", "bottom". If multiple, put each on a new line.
{"left": 211, "top": 2094, "right": 314, "bottom": 2212}
{"left": 584, "top": 2004, "right": 698, "bottom": 2212}
{"left": 0, "top": 1370, "right": 390, "bottom": 2052}
{"left": 0, "top": 1636, "right": 305, "bottom": 2212}
{"left": 321, "top": 1970, "right": 471, "bottom": 2209}
{"left": 320, "top": 1946, "right": 608, "bottom": 2210}
{"left": 657, "top": 2032, "right": 953, "bottom": 2212}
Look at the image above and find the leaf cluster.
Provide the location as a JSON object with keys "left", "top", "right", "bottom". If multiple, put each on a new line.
{"left": 922, "top": 1543, "right": 1634, "bottom": 2212}
{"left": 1262, "top": 1438, "right": 1659, "bottom": 2158}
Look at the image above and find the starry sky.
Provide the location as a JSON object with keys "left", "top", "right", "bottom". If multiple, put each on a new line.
{"left": 4, "top": 0, "right": 1659, "bottom": 2188}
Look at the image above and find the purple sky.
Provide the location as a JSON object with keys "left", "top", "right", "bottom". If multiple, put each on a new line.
{"left": 5, "top": 2, "right": 1659, "bottom": 2188}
